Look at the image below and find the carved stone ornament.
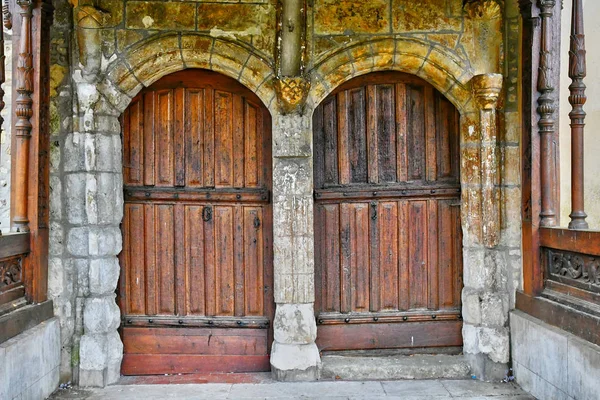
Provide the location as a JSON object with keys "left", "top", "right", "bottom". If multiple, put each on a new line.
{"left": 0, "top": 256, "right": 22, "bottom": 289}
{"left": 76, "top": 5, "right": 110, "bottom": 80}
{"left": 471, "top": 73, "right": 503, "bottom": 110}
{"left": 464, "top": 0, "right": 503, "bottom": 19}
{"left": 274, "top": 76, "right": 311, "bottom": 114}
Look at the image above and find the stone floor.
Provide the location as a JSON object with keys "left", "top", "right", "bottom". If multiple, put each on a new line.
{"left": 50, "top": 379, "right": 535, "bottom": 399}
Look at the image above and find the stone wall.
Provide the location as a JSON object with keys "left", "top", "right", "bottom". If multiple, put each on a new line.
{"left": 47, "top": 0, "right": 520, "bottom": 385}
{"left": 0, "top": 33, "right": 12, "bottom": 234}
{"left": 0, "top": 317, "right": 61, "bottom": 400}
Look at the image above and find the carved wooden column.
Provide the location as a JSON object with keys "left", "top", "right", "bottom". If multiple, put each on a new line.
{"left": 537, "top": 0, "right": 558, "bottom": 227}
{"left": 567, "top": 0, "right": 588, "bottom": 229}
{"left": 12, "top": 0, "right": 33, "bottom": 232}
{"left": 472, "top": 73, "right": 503, "bottom": 248}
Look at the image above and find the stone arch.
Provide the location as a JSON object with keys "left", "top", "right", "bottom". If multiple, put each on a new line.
{"left": 307, "top": 37, "right": 475, "bottom": 115}
{"left": 99, "top": 33, "right": 278, "bottom": 114}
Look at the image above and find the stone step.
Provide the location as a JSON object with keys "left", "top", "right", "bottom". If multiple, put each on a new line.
{"left": 320, "top": 354, "right": 472, "bottom": 381}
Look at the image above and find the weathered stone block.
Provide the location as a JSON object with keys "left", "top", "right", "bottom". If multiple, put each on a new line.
{"left": 270, "top": 341, "right": 321, "bottom": 381}
{"left": 273, "top": 114, "right": 312, "bottom": 158}
{"left": 314, "top": 0, "right": 390, "bottom": 35}
{"left": 89, "top": 258, "right": 120, "bottom": 296}
{"left": 83, "top": 296, "right": 121, "bottom": 334}
{"left": 392, "top": 0, "right": 462, "bottom": 32}
{"left": 461, "top": 288, "right": 482, "bottom": 325}
{"left": 273, "top": 303, "right": 317, "bottom": 345}
{"left": 125, "top": 2, "right": 196, "bottom": 30}
{"left": 477, "top": 326, "right": 509, "bottom": 364}
{"left": 273, "top": 159, "right": 313, "bottom": 196}
{"left": 50, "top": 175, "right": 63, "bottom": 221}
{"left": 480, "top": 292, "right": 509, "bottom": 327}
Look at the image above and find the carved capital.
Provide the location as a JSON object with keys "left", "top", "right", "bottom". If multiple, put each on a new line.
{"left": 464, "top": 0, "right": 503, "bottom": 19}
{"left": 275, "top": 76, "right": 310, "bottom": 114}
{"left": 76, "top": 5, "right": 110, "bottom": 28}
{"left": 471, "top": 73, "right": 503, "bottom": 110}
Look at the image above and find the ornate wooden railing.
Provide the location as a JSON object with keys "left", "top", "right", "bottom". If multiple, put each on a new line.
{"left": 518, "top": 0, "right": 600, "bottom": 345}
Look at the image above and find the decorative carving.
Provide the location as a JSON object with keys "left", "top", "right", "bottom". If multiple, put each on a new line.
{"left": 0, "top": 257, "right": 22, "bottom": 289}
{"left": 274, "top": 76, "right": 311, "bottom": 114}
{"left": 75, "top": 5, "right": 110, "bottom": 80}
{"left": 464, "top": 0, "right": 503, "bottom": 19}
{"left": 3, "top": 0, "right": 11, "bottom": 29}
{"left": 548, "top": 249, "right": 600, "bottom": 289}
{"left": 537, "top": 0, "right": 558, "bottom": 227}
{"left": 12, "top": 0, "right": 34, "bottom": 232}
{"left": 472, "top": 73, "right": 503, "bottom": 248}
{"left": 567, "top": 0, "right": 588, "bottom": 229}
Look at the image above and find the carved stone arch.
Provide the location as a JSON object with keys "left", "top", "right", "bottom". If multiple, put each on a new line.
{"left": 307, "top": 38, "right": 476, "bottom": 115}
{"left": 98, "top": 33, "right": 278, "bottom": 115}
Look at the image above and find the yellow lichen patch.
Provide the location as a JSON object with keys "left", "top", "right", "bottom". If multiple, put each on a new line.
{"left": 50, "top": 64, "right": 68, "bottom": 98}
{"left": 126, "top": 1, "right": 196, "bottom": 30}
{"left": 392, "top": 0, "right": 462, "bottom": 33}
{"left": 314, "top": 0, "right": 390, "bottom": 35}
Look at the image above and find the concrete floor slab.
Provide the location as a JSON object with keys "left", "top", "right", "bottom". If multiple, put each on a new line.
{"left": 50, "top": 380, "right": 535, "bottom": 400}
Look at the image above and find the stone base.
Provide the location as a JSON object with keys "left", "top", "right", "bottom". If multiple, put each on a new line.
{"left": 0, "top": 317, "right": 60, "bottom": 400}
{"left": 465, "top": 353, "right": 507, "bottom": 382}
{"left": 321, "top": 354, "right": 471, "bottom": 381}
{"left": 270, "top": 342, "right": 321, "bottom": 381}
{"left": 511, "top": 310, "right": 600, "bottom": 400}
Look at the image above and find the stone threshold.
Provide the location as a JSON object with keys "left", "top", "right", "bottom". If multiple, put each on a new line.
{"left": 320, "top": 354, "right": 472, "bottom": 381}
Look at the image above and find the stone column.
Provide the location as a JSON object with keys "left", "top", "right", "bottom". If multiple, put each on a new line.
{"left": 461, "top": 73, "right": 510, "bottom": 381}
{"left": 269, "top": 78, "right": 320, "bottom": 381}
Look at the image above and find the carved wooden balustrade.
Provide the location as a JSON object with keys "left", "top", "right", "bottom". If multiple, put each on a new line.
{"left": 518, "top": 0, "right": 600, "bottom": 346}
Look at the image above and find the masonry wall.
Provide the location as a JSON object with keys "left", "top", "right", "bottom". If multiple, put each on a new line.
{"left": 47, "top": 0, "right": 521, "bottom": 385}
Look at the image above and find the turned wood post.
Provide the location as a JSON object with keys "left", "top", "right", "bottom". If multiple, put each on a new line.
{"left": 537, "top": 0, "right": 558, "bottom": 227}
{"left": 0, "top": 4, "right": 5, "bottom": 146}
{"left": 12, "top": 0, "right": 33, "bottom": 232}
{"left": 567, "top": 0, "right": 589, "bottom": 229}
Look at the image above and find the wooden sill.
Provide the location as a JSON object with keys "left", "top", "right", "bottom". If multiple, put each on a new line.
{"left": 0, "top": 300, "right": 54, "bottom": 344}
{"left": 515, "top": 291, "right": 600, "bottom": 347}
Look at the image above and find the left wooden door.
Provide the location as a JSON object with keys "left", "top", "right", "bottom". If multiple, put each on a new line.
{"left": 118, "top": 70, "right": 274, "bottom": 375}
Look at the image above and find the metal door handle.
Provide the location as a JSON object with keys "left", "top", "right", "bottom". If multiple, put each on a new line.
{"left": 203, "top": 206, "right": 212, "bottom": 222}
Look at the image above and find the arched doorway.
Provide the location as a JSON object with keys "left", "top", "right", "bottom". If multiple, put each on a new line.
{"left": 118, "top": 69, "right": 274, "bottom": 374}
{"left": 313, "top": 72, "right": 463, "bottom": 352}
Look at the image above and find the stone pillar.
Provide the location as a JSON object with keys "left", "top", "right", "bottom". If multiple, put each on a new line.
{"left": 67, "top": 76, "right": 124, "bottom": 387}
{"left": 461, "top": 73, "right": 510, "bottom": 381}
{"left": 269, "top": 78, "right": 320, "bottom": 380}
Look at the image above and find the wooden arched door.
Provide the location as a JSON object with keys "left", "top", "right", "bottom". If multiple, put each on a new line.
{"left": 118, "top": 70, "right": 273, "bottom": 374}
{"left": 313, "top": 72, "right": 463, "bottom": 352}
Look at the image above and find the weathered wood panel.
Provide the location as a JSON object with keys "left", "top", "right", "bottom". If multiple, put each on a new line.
{"left": 313, "top": 72, "right": 462, "bottom": 351}
{"left": 120, "top": 70, "right": 273, "bottom": 374}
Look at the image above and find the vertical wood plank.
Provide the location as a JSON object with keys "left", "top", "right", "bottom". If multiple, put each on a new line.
{"left": 369, "top": 201, "right": 380, "bottom": 312}
{"left": 367, "top": 85, "right": 379, "bottom": 184}
{"left": 234, "top": 206, "right": 245, "bottom": 316}
{"left": 174, "top": 204, "right": 186, "bottom": 316}
{"left": 337, "top": 91, "right": 350, "bottom": 185}
{"left": 215, "top": 206, "right": 235, "bottom": 315}
{"left": 427, "top": 199, "right": 439, "bottom": 310}
{"left": 425, "top": 86, "right": 437, "bottom": 182}
{"left": 406, "top": 85, "right": 425, "bottom": 181}
{"left": 145, "top": 204, "right": 157, "bottom": 315}
{"left": 453, "top": 203, "right": 463, "bottom": 308}
{"left": 143, "top": 92, "right": 155, "bottom": 186}
{"left": 156, "top": 90, "right": 174, "bottom": 186}
{"left": 352, "top": 204, "right": 370, "bottom": 312}
{"left": 313, "top": 102, "right": 325, "bottom": 189}
{"left": 233, "top": 95, "right": 245, "bottom": 188}
{"left": 185, "top": 89, "right": 203, "bottom": 187}
{"left": 156, "top": 204, "right": 175, "bottom": 314}
{"left": 375, "top": 85, "right": 396, "bottom": 183}
{"left": 323, "top": 204, "right": 341, "bottom": 312}
{"left": 340, "top": 203, "right": 352, "bottom": 312}
{"left": 127, "top": 204, "right": 146, "bottom": 315}
{"left": 174, "top": 88, "right": 186, "bottom": 187}
{"left": 185, "top": 206, "right": 205, "bottom": 315}
{"left": 244, "top": 207, "right": 264, "bottom": 316}
{"left": 215, "top": 91, "right": 234, "bottom": 187}
{"left": 323, "top": 98, "right": 339, "bottom": 186}
{"left": 245, "top": 102, "right": 259, "bottom": 187}
{"left": 348, "top": 88, "right": 368, "bottom": 183}
{"left": 396, "top": 83, "right": 408, "bottom": 182}
{"left": 379, "top": 202, "right": 399, "bottom": 310}
{"left": 409, "top": 200, "right": 428, "bottom": 309}
{"left": 204, "top": 204, "right": 216, "bottom": 316}
{"left": 204, "top": 88, "right": 215, "bottom": 188}
{"left": 436, "top": 95, "right": 453, "bottom": 180}
{"left": 438, "top": 200, "right": 454, "bottom": 309}
{"left": 398, "top": 200, "right": 409, "bottom": 311}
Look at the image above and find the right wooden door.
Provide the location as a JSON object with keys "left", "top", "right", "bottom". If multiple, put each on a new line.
{"left": 313, "top": 72, "right": 463, "bottom": 352}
